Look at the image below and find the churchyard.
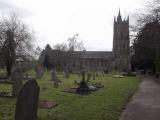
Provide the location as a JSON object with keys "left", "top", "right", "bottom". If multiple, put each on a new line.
{"left": 0, "top": 68, "right": 141, "bottom": 120}
{"left": 0, "top": 0, "right": 159, "bottom": 119}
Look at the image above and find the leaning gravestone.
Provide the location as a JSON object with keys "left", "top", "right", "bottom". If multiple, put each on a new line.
{"left": 15, "top": 79, "right": 40, "bottom": 120}
{"left": 51, "top": 69, "right": 59, "bottom": 88}
{"left": 11, "top": 65, "right": 23, "bottom": 97}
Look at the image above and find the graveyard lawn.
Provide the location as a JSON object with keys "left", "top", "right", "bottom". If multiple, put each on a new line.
{"left": 0, "top": 72, "right": 141, "bottom": 120}
{"left": 0, "top": 68, "right": 7, "bottom": 78}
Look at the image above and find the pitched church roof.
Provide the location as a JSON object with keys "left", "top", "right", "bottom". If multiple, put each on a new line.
{"left": 72, "top": 51, "right": 113, "bottom": 59}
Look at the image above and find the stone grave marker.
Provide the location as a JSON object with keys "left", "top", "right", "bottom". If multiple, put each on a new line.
{"left": 35, "top": 65, "right": 44, "bottom": 79}
{"left": 11, "top": 65, "right": 23, "bottom": 97}
{"left": 86, "top": 72, "right": 92, "bottom": 81}
{"left": 77, "top": 71, "right": 90, "bottom": 93}
{"left": 15, "top": 79, "right": 40, "bottom": 120}
{"left": 78, "top": 71, "right": 82, "bottom": 77}
{"left": 51, "top": 69, "right": 59, "bottom": 88}
{"left": 92, "top": 72, "right": 96, "bottom": 80}
{"left": 64, "top": 67, "right": 69, "bottom": 78}
{"left": 38, "top": 100, "right": 58, "bottom": 109}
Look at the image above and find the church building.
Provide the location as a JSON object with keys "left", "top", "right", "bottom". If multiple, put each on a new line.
{"left": 39, "top": 10, "right": 130, "bottom": 72}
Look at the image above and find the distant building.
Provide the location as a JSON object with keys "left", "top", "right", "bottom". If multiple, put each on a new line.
{"left": 39, "top": 10, "right": 130, "bottom": 72}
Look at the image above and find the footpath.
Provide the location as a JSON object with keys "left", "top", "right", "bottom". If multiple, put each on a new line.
{"left": 120, "top": 76, "right": 160, "bottom": 120}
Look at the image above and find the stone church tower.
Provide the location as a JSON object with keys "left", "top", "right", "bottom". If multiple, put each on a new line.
{"left": 112, "top": 10, "right": 130, "bottom": 71}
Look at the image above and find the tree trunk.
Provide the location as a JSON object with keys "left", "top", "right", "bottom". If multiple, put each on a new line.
{"left": 6, "top": 59, "right": 12, "bottom": 76}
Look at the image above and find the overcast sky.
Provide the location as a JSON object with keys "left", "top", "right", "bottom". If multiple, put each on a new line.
{"left": 0, "top": 0, "right": 147, "bottom": 51}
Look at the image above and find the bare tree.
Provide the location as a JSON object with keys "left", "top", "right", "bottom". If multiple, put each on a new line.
{"left": 34, "top": 46, "right": 42, "bottom": 59}
{"left": 133, "top": 0, "right": 160, "bottom": 28}
{"left": 66, "top": 34, "right": 85, "bottom": 71}
{"left": 67, "top": 34, "right": 85, "bottom": 51}
{"left": 130, "top": 0, "right": 160, "bottom": 48}
{"left": 53, "top": 43, "right": 67, "bottom": 51}
{"left": 0, "top": 13, "right": 34, "bottom": 76}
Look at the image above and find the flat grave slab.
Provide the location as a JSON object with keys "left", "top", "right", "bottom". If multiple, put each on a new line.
{"left": 38, "top": 100, "right": 58, "bottom": 109}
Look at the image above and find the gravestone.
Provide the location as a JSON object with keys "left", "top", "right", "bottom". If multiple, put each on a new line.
{"left": 96, "top": 72, "right": 99, "bottom": 77}
{"left": 35, "top": 65, "right": 44, "bottom": 79}
{"left": 92, "top": 72, "right": 96, "bottom": 80}
{"left": 38, "top": 100, "right": 58, "bottom": 109}
{"left": 86, "top": 72, "right": 92, "bottom": 81}
{"left": 15, "top": 79, "right": 40, "bottom": 120}
{"left": 77, "top": 71, "right": 89, "bottom": 93}
{"left": 64, "top": 67, "right": 69, "bottom": 78}
{"left": 11, "top": 65, "right": 23, "bottom": 97}
{"left": 78, "top": 71, "right": 82, "bottom": 77}
{"left": 51, "top": 69, "right": 59, "bottom": 88}
{"left": 101, "top": 70, "right": 105, "bottom": 76}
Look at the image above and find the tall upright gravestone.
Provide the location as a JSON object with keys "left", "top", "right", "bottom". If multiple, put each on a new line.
{"left": 51, "top": 69, "right": 59, "bottom": 88}
{"left": 64, "top": 67, "right": 69, "bottom": 78}
{"left": 92, "top": 72, "right": 96, "bottom": 80}
{"left": 15, "top": 79, "right": 40, "bottom": 120}
{"left": 77, "top": 71, "right": 89, "bottom": 93}
{"left": 12, "top": 65, "right": 23, "bottom": 97}
{"left": 86, "top": 72, "right": 91, "bottom": 81}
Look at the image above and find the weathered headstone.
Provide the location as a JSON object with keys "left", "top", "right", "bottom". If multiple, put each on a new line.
{"left": 35, "top": 65, "right": 44, "bottom": 79}
{"left": 96, "top": 72, "right": 99, "bottom": 77}
{"left": 92, "top": 72, "right": 96, "bottom": 80}
{"left": 64, "top": 67, "right": 69, "bottom": 78}
{"left": 51, "top": 69, "right": 59, "bottom": 88}
{"left": 11, "top": 65, "right": 23, "bottom": 97}
{"left": 86, "top": 72, "right": 92, "bottom": 81}
{"left": 77, "top": 71, "right": 90, "bottom": 93}
{"left": 78, "top": 71, "right": 82, "bottom": 77}
{"left": 101, "top": 70, "right": 105, "bottom": 76}
{"left": 15, "top": 79, "right": 40, "bottom": 120}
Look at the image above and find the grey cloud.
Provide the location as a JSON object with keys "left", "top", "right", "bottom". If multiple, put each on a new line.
{"left": 0, "top": 0, "right": 33, "bottom": 18}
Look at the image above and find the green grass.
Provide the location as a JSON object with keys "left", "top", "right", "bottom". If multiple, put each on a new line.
{"left": 0, "top": 72, "right": 141, "bottom": 120}
{"left": 25, "top": 69, "right": 36, "bottom": 76}
{"left": 0, "top": 68, "right": 7, "bottom": 78}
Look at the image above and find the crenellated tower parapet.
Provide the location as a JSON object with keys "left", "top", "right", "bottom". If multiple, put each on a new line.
{"left": 113, "top": 9, "right": 129, "bottom": 58}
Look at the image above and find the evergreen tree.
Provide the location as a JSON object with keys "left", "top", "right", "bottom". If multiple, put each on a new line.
{"left": 43, "top": 54, "right": 50, "bottom": 70}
